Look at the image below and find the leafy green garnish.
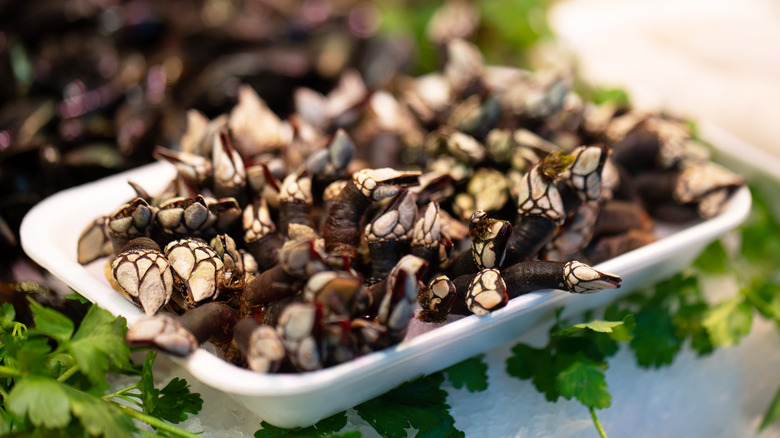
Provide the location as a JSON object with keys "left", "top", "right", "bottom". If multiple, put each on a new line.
{"left": 256, "top": 412, "right": 353, "bottom": 437}
{"left": 355, "top": 373, "right": 464, "bottom": 438}
{"left": 0, "top": 300, "right": 203, "bottom": 437}
{"left": 701, "top": 294, "right": 753, "bottom": 348}
{"left": 506, "top": 313, "right": 635, "bottom": 436}
{"left": 444, "top": 355, "right": 489, "bottom": 392}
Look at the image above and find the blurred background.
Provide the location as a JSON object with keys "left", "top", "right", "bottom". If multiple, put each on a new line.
{"left": 3, "top": 0, "right": 780, "bottom": 436}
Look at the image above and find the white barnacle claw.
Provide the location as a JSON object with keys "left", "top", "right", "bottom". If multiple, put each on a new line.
{"left": 279, "top": 168, "right": 313, "bottom": 205}
{"left": 465, "top": 269, "right": 507, "bottom": 316}
{"left": 125, "top": 313, "right": 198, "bottom": 356}
{"left": 212, "top": 129, "right": 246, "bottom": 198}
{"left": 247, "top": 325, "right": 286, "bottom": 373}
{"left": 377, "top": 255, "right": 428, "bottom": 332}
{"left": 111, "top": 238, "right": 174, "bottom": 316}
{"left": 412, "top": 202, "right": 442, "bottom": 249}
{"left": 278, "top": 303, "right": 322, "bottom": 372}
{"left": 365, "top": 190, "right": 417, "bottom": 243}
{"left": 516, "top": 165, "right": 565, "bottom": 225}
{"left": 563, "top": 261, "right": 622, "bottom": 294}
{"left": 164, "top": 238, "right": 224, "bottom": 304}
{"left": 353, "top": 168, "right": 421, "bottom": 201}
{"left": 243, "top": 197, "right": 276, "bottom": 243}
{"left": 562, "top": 145, "right": 608, "bottom": 202}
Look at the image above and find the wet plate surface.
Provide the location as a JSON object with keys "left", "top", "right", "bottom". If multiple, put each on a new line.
{"left": 20, "top": 158, "right": 751, "bottom": 428}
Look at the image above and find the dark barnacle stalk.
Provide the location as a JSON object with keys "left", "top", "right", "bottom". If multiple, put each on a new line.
{"left": 608, "top": 114, "right": 690, "bottom": 173}
{"left": 239, "top": 239, "right": 327, "bottom": 317}
{"left": 278, "top": 167, "right": 315, "bottom": 236}
{"left": 544, "top": 201, "right": 599, "bottom": 262}
{"left": 593, "top": 200, "right": 654, "bottom": 237}
{"left": 365, "top": 189, "right": 417, "bottom": 283}
{"left": 448, "top": 260, "right": 621, "bottom": 316}
{"left": 503, "top": 153, "right": 572, "bottom": 266}
{"left": 232, "top": 318, "right": 286, "bottom": 373}
{"left": 110, "top": 237, "right": 174, "bottom": 316}
{"left": 125, "top": 302, "right": 240, "bottom": 357}
{"left": 585, "top": 229, "right": 658, "bottom": 265}
{"left": 322, "top": 168, "right": 420, "bottom": 261}
{"left": 501, "top": 260, "right": 621, "bottom": 297}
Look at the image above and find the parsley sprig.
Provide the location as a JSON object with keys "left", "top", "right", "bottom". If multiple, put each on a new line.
{"left": 0, "top": 299, "right": 203, "bottom": 437}
{"left": 505, "top": 313, "right": 635, "bottom": 438}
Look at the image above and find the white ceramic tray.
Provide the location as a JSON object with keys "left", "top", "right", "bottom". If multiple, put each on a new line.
{"left": 20, "top": 154, "right": 751, "bottom": 428}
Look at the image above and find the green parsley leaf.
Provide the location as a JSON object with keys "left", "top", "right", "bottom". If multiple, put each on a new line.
{"left": 692, "top": 239, "right": 729, "bottom": 274}
{"left": 355, "top": 373, "right": 464, "bottom": 438}
{"left": 138, "top": 351, "right": 160, "bottom": 415}
{"left": 256, "top": 412, "right": 349, "bottom": 437}
{"left": 7, "top": 375, "right": 71, "bottom": 429}
{"left": 760, "top": 384, "right": 780, "bottom": 431}
{"left": 64, "top": 384, "right": 134, "bottom": 438}
{"left": 673, "top": 301, "right": 714, "bottom": 355}
{"left": 743, "top": 281, "right": 780, "bottom": 322}
{"left": 28, "top": 299, "right": 74, "bottom": 343}
{"left": 152, "top": 377, "right": 203, "bottom": 423}
{"left": 630, "top": 308, "right": 682, "bottom": 368}
{"left": 555, "top": 355, "right": 611, "bottom": 409}
{"left": 444, "top": 355, "right": 489, "bottom": 392}
{"left": 0, "top": 302, "right": 16, "bottom": 325}
{"left": 702, "top": 294, "right": 753, "bottom": 348}
{"left": 0, "top": 405, "right": 15, "bottom": 435}
{"left": 506, "top": 343, "right": 559, "bottom": 401}
{"left": 69, "top": 305, "right": 130, "bottom": 388}
{"left": 8, "top": 336, "right": 53, "bottom": 377}
{"left": 551, "top": 314, "right": 635, "bottom": 342}
{"left": 740, "top": 185, "right": 780, "bottom": 272}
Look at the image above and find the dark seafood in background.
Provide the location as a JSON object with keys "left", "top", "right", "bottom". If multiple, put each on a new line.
{"left": 0, "top": 0, "right": 408, "bottom": 283}
{"left": 1, "top": 1, "right": 743, "bottom": 374}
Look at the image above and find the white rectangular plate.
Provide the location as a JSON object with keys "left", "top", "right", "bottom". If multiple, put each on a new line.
{"left": 21, "top": 148, "right": 751, "bottom": 428}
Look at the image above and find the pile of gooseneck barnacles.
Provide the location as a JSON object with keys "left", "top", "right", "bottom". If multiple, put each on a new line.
{"left": 77, "top": 38, "right": 745, "bottom": 374}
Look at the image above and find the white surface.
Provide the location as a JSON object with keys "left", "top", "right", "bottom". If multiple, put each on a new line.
{"left": 20, "top": 156, "right": 748, "bottom": 427}
{"left": 550, "top": 0, "right": 780, "bottom": 158}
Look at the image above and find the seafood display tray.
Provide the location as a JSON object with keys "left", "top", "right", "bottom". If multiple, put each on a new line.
{"left": 21, "top": 157, "right": 751, "bottom": 428}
